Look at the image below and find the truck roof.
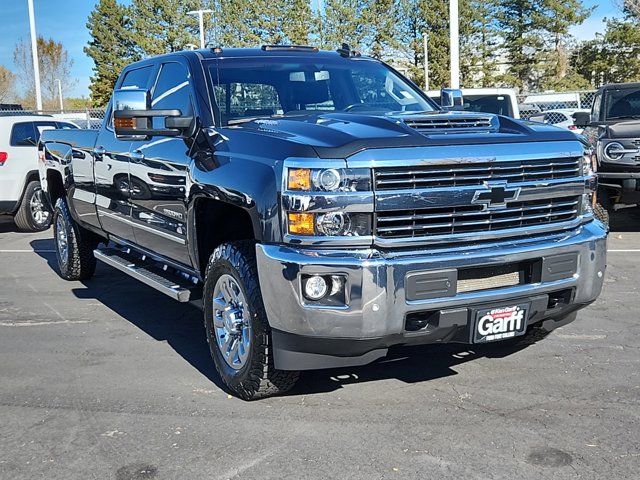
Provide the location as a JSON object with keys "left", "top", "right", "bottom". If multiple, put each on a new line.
{"left": 598, "top": 82, "right": 640, "bottom": 91}
{"left": 125, "top": 46, "right": 371, "bottom": 69}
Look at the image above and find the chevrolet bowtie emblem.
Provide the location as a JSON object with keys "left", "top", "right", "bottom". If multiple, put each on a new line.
{"left": 472, "top": 183, "right": 521, "bottom": 210}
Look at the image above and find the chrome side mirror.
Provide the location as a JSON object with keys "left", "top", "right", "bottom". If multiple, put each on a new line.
{"left": 440, "top": 88, "right": 464, "bottom": 111}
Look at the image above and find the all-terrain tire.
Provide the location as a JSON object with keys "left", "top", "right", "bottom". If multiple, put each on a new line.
{"left": 203, "top": 241, "right": 300, "bottom": 400}
{"left": 53, "top": 198, "right": 100, "bottom": 281}
{"left": 14, "top": 181, "right": 52, "bottom": 232}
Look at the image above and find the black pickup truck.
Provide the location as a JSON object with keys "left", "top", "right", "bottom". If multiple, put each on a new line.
{"left": 576, "top": 82, "right": 640, "bottom": 211}
{"left": 40, "top": 46, "right": 607, "bottom": 399}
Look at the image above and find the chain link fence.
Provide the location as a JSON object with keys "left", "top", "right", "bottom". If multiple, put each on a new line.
{"left": 516, "top": 90, "right": 597, "bottom": 120}
{"left": 0, "top": 108, "right": 107, "bottom": 129}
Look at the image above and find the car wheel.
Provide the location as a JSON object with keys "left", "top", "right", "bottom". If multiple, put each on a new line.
{"left": 53, "top": 198, "right": 99, "bottom": 281}
{"left": 13, "top": 181, "right": 52, "bottom": 232}
{"left": 203, "top": 241, "right": 300, "bottom": 400}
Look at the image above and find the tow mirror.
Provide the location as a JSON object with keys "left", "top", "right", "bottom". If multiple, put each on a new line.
{"left": 573, "top": 111, "right": 591, "bottom": 129}
{"left": 440, "top": 88, "right": 464, "bottom": 111}
{"left": 112, "top": 88, "right": 193, "bottom": 138}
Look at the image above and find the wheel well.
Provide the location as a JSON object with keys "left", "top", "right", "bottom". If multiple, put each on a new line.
{"left": 195, "top": 198, "right": 256, "bottom": 276}
{"left": 46, "top": 170, "right": 65, "bottom": 205}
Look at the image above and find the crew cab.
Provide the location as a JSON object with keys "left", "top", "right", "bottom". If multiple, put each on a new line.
{"left": 575, "top": 82, "right": 640, "bottom": 210}
{"left": 39, "top": 46, "right": 607, "bottom": 399}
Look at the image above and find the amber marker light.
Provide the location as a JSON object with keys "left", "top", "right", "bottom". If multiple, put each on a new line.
{"left": 288, "top": 213, "right": 315, "bottom": 235}
{"left": 287, "top": 168, "right": 311, "bottom": 190}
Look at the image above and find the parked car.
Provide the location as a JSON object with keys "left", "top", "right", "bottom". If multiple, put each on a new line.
{"left": 575, "top": 82, "right": 640, "bottom": 211}
{"left": 529, "top": 109, "right": 590, "bottom": 134}
{"left": 427, "top": 88, "right": 520, "bottom": 118}
{"left": 39, "top": 46, "right": 606, "bottom": 399}
{"left": 0, "top": 114, "right": 77, "bottom": 231}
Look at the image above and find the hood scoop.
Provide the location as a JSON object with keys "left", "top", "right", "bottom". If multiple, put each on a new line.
{"left": 403, "top": 114, "right": 499, "bottom": 133}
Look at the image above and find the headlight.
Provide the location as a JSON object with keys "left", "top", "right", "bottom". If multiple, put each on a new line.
{"left": 603, "top": 142, "right": 626, "bottom": 161}
{"left": 287, "top": 168, "right": 371, "bottom": 192}
{"left": 288, "top": 212, "right": 371, "bottom": 236}
{"left": 582, "top": 151, "right": 597, "bottom": 175}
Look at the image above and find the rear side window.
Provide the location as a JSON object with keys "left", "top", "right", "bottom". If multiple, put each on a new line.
{"left": 151, "top": 62, "right": 193, "bottom": 116}
{"left": 121, "top": 65, "right": 153, "bottom": 89}
{"left": 56, "top": 122, "right": 77, "bottom": 129}
{"left": 33, "top": 121, "right": 59, "bottom": 142}
{"left": 10, "top": 122, "right": 36, "bottom": 146}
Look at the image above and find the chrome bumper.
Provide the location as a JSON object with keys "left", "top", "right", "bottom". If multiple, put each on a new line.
{"left": 256, "top": 221, "right": 607, "bottom": 369}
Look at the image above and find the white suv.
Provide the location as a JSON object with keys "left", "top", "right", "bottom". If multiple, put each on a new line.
{"left": 0, "top": 114, "right": 77, "bottom": 231}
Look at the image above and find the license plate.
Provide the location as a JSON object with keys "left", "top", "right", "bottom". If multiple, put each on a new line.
{"left": 472, "top": 303, "right": 529, "bottom": 343}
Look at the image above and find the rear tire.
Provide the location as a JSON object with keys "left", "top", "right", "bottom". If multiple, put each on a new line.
{"left": 53, "top": 198, "right": 100, "bottom": 281}
{"left": 203, "top": 241, "right": 300, "bottom": 400}
{"left": 14, "top": 181, "right": 52, "bottom": 232}
{"left": 593, "top": 202, "right": 609, "bottom": 228}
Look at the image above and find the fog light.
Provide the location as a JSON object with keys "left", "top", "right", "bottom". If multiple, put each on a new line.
{"left": 304, "top": 275, "right": 328, "bottom": 300}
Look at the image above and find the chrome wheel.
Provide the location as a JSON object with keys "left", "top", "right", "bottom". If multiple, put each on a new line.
{"left": 55, "top": 215, "right": 68, "bottom": 265}
{"left": 212, "top": 274, "right": 251, "bottom": 370}
{"left": 30, "top": 188, "right": 50, "bottom": 226}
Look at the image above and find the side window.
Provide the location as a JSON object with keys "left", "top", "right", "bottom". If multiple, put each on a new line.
{"left": 121, "top": 65, "right": 153, "bottom": 89}
{"left": 55, "top": 122, "right": 78, "bottom": 130}
{"left": 592, "top": 93, "right": 601, "bottom": 120}
{"left": 33, "top": 121, "right": 59, "bottom": 142}
{"left": 10, "top": 122, "right": 36, "bottom": 146}
{"left": 151, "top": 62, "right": 193, "bottom": 116}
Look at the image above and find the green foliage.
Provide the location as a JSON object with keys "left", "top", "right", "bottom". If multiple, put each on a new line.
{"left": 85, "top": 0, "right": 136, "bottom": 107}
{"left": 573, "top": 18, "right": 640, "bottom": 85}
{"left": 321, "top": 0, "right": 370, "bottom": 50}
{"left": 129, "top": 0, "right": 201, "bottom": 56}
{"left": 459, "top": 0, "right": 501, "bottom": 87}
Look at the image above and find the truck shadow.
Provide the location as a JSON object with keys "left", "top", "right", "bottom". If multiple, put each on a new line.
{"left": 31, "top": 237, "right": 544, "bottom": 399}
{"left": 609, "top": 207, "right": 640, "bottom": 232}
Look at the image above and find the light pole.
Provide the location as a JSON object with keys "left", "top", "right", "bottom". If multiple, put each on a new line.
{"left": 55, "top": 79, "right": 63, "bottom": 112}
{"left": 449, "top": 0, "right": 460, "bottom": 89}
{"left": 423, "top": 33, "right": 429, "bottom": 91}
{"left": 187, "top": 9, "right": 214, "bottom": 49}
{"left": 27, "top": 0, "right": 42, "bottom": 111}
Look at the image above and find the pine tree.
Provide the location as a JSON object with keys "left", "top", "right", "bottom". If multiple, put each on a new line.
{"left": 322, "top": 0, "right": 369, "bottom": 50}
{"left": 537, "top": 0, "right": 592, "bottom": 90}
{"left": 397, "top": 0, "right": 449, "bottom": 89}
{"left": 130, "top": 0, "right": 200, "bottom": 57}
{"left": 363, "top": 0, "right": 401, "bottom": 59}
{"left": 459, "top": 0, "right": 501, "bottom": 87}
{"left": 85, "top": 0, "right": 136, "bottom": 107}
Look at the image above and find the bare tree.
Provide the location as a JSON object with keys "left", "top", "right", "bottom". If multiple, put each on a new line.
{"left": 13, "top": 36, "right": 76, "bottom": 109}
{"left": 0, "top": 66, "right": 16, "bottom": 102}
{"left": 615, "top": 0, "right": 640, "bottom": 18}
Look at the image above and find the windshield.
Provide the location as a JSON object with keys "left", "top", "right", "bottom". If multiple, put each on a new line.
{"left": 604, "top": 86, "right": 640, "bottom": 120}
{"left": 463, "top": 94, "right": 513, "bottom": 117}
{"left": 208, "top": 56, "right": 436, "bottom": 125}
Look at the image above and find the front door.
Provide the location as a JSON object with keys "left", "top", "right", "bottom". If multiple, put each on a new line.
{"left": 128, "top": 61, "right": 193, "bottom": 266}
{"left": 94, "top": 64, "right": 156, "bottom": 243}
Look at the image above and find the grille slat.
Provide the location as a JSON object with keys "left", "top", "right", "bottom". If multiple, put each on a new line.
{"left": 374, "top": 158, "right": 580, "bottom": 190}
{"left": 375, "top": 196, "right": 581, "bottom": 239}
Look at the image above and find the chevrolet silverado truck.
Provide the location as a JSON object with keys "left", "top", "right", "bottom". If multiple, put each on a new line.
{"left": 575, "top": 82, "right": 640, "bottom": 213}
{"left": 39, "top": 45, "right": 607, "bottom": 400}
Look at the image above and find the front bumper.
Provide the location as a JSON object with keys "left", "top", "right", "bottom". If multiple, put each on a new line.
{"left": 256, "top": 220, "right": 607, "bottom": 370}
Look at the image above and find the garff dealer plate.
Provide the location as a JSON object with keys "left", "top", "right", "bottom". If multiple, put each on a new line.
{"left": 473, "top": 303, "right": 529, "bottom": 343}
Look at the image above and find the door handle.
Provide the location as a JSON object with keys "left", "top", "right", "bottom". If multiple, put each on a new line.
{"left": 130, "top": 150, "right": 145, "bottom": 160}
{"left": 93, "top": 146, "right": 106, "bottom": 159}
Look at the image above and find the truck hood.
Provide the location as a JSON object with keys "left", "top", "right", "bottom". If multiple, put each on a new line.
{"left": 227, "top": 111, "right": 580, "bottom": 159}
{"left": 605, "top": 120, "right": 640, "bottom": 139}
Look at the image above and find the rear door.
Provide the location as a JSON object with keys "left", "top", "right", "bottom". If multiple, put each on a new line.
{"left": 94, "top": 64, "right": 156, "bottom": 243}
{"left": 127, "top": 60, "right": 193, "bottom": 266}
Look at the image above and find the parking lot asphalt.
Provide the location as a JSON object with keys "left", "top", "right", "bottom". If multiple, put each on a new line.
{"left": 0, "top": 213, "right": 638, "bottom": 480}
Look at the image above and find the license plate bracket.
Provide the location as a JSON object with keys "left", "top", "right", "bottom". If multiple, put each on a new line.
{"left": 472, "top": 302, "right": 529, "bottom": 343}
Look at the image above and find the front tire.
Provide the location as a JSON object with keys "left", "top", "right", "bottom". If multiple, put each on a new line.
{"left": 53, "top": 198, "right": 99, "bottom": 280}
{"left": 203, "top": 241, "right": 299, "bottom": 400}
{"left": 14, "top": 181, "right": 52, "bottom": 232}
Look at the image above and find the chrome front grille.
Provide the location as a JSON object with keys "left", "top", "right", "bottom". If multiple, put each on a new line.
{"left": 375, "top": 196, "right": 580, "bottom": 240}
{"left": 374, "top": 157, "right": 581, "bottom": 190}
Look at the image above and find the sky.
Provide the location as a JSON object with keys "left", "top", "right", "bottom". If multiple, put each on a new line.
{"left": 0, "top": 0, "right": 624, "bottom": 99}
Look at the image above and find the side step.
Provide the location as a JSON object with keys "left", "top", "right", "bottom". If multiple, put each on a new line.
{"left": 94, "top": 248, "right": 197, "bottom": 302}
